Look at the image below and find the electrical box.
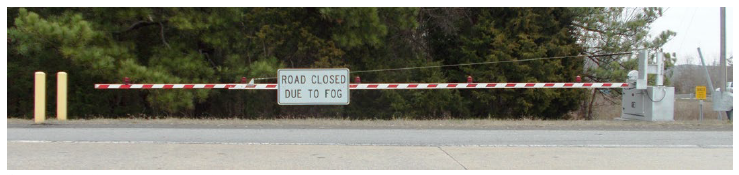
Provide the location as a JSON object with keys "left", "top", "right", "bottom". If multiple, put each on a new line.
{"left": 621, "top": 86, "right": 675, "bottom": 121}
{"left": 622, "top": 88, "right": 645, "bottom": 116}
{"left": 619, "top": 51, "right": 674, "bottom": 121}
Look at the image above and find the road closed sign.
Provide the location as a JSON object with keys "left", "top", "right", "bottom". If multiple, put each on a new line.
{"left": 278, "top": 68, "right": 350, "bottom": 105}
{"left": 696, "top": 86, "right": 706, "bottom": 100}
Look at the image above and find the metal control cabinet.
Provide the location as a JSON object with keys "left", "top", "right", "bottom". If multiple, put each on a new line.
{"left": 619, "top": 50, "right": 675, "bottom": 121}
{"left": 621, "top": 86, "right": 674, "bottom": 121}
{"left": 622, "top": 88, "right": 645, "bottom": 116}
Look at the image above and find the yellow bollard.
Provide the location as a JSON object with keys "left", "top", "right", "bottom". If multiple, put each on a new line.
{"left": 34, "top": 72, "right": 46, "bottom": 123}
{"left": 57, "top": 72, "right": 67, "bottom": 121}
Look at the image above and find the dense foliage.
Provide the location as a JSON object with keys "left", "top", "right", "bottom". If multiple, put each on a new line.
{"left": 7, "top": 7, "right": 671, "bottom": 119}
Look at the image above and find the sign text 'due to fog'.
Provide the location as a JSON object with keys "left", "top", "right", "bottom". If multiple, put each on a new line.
{"left": 278, "top": 69, "right": 350, "bottom": 105}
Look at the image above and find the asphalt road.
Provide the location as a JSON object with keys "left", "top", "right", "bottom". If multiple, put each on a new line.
{"left": 7, "top": 127, "right": 733, "bottom": 169}
{"left": 7, "top": 128, "right": 733, "bottom": 147}
{"left": 8, "top": 142, "right": 732, "bottom": 170}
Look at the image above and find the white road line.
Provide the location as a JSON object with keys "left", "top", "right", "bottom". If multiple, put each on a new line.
{"left": 8, "top": 140, "right": 732, "bottom": 148}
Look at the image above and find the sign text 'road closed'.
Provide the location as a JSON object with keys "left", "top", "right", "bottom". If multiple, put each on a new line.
{"left": 278, "top": 69, "right": 350, "bottom": 105}
{"left": 696, "top": 86, "right": 706, "bottom": 100}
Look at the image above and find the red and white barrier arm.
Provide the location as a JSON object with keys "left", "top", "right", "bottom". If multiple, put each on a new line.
{"left": 349, "top": 83, "right": 630, "bottom": 89}
{"left": 95, "top": 82, "right": 630, "bottom": 89}
{"left": 95, "top": 84, "right": 276, "bottom": 89}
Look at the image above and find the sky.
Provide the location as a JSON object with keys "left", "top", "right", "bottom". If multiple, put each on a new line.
{"left": 649, "top": 7, "right": 733, "bottom": 65}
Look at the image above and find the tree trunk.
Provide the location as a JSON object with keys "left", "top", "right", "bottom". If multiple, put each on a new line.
{"left": 586, "top": 89, "right": 597, "bottom": 120}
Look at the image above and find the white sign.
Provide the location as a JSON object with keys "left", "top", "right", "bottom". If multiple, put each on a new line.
{"left": 278, "top": 68, "right": 350, "bottom": 105}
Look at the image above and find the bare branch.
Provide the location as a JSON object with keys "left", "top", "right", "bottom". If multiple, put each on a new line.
{"left": 158, "top": 22, "right": 171, "bottom": 49}
{"left": 571, "top": 23, "right": 606, "bottom": 34}
{"left": 115, "top": 21, "right": 157, "bottom": 34}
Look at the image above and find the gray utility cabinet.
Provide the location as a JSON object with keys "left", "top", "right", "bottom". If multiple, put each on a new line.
{"left": 621, "top": 86, "right": 675, "bottom": 121}
{"left": 619, "top": 50, "right": 675, "bottom": 121}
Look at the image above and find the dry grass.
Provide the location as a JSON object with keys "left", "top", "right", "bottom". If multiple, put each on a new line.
{"left": 673, "top": 100, "right": 725, "bottom": 120}
{"left": 8, "top": 95, "right": 729, "bottom": 128}
{"left": 8, "top": 117, "right": 731, "bottom": 131}
{"left": 9, "top": 98, "right": 727, "bottom": 123}
{"left": 592, "top": 97, "right": 726, "bottom": 121}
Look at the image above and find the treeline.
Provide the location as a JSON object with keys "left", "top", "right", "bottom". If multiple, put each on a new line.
{"left": 7, "top": 7, "right": 672, "bottom": 119}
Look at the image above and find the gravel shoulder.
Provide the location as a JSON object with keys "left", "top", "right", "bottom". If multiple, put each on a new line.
{"left": 6, "top": 118, "right": 733, "bottom": 131}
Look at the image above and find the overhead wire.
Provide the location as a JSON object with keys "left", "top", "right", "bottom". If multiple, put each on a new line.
{"left": 252, "top": 51, "right": 635, "bottom": 80}
{"left": 677, "top": 8, "right": 698, "bottom": 53}
{"left": 351, "top": 52, "right": 633, "bottom": 74}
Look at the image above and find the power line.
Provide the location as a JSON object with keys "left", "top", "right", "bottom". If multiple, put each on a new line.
{"left": 350, "top": 52, "right": 633, "bottom": 74}
{"left": 678, "top": 8, "right": 698, "bottom": 54}
{"left": 252, "top": 52, "right": 634, "bottom": 80}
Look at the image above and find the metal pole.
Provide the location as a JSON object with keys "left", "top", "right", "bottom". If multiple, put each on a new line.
{"left": 718, "top": 112, "right": 723, "bottom": 120}
{"left": 700, "top": 100, "right": 704, "bottom": 121}
{"left": 718, "top": 7, "right": 726, "bottom": 121}
{"left": 698, "top": 48, "right": 723, "bottom": 121}
{"left": 656, "top": 53, "right": 664, "bottom": 86}
{"left": 697, "top": 48, "right": 715, "bottom": 91}
{"left": 720, "top": 7, "right": 726, "bottom": 93}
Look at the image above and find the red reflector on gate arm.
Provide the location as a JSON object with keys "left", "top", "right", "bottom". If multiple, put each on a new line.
{"left": 467, "top": 84, "right": 477, "bottom": 87}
